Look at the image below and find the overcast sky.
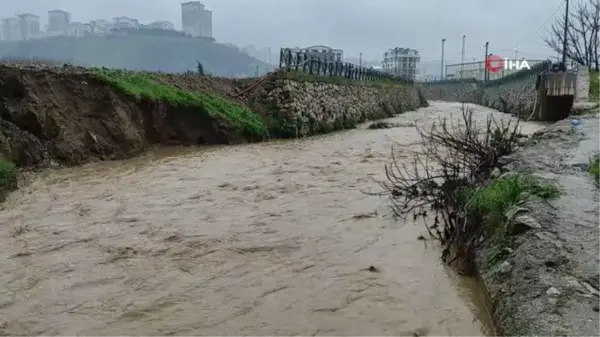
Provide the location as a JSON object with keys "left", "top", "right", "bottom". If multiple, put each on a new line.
{"left": 4, "top": 0, "right": 569, "bottom": 66}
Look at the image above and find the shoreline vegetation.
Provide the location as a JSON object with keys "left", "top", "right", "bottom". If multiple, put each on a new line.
{"left": 0, "top": 156, "right": 17, "bottom": 200}
{"left": 375, "top": 104, "right": 561, "bottom": 276}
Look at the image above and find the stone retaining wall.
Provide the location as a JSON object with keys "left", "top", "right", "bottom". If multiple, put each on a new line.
{"left": 419, "top": 77, "right": 538, "bottom": 119}
{"left": 248, "top": 78, "right": 425, "bottom": 138}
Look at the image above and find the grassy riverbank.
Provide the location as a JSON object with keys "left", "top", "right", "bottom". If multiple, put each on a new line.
{"left": 377, "top": 105, "right": 561, "bottom": 272}
{"left": 93, "top": 69, "right": 267, "bottom": 138}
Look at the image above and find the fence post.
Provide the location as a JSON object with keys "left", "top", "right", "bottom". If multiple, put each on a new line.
{"left": 316, "top": 58, "right": 321, "bottom": 75}
{"left": 279, "top": 48, "right": 283, "bottom": 69}
{"left": 309, "top": 55, "right": 314, "bottom": 75}
{"left": 287, "top": 49, "right": 292, "bottom": 71}
{"left": 302, "top": 53, "right": 308, "bottom": 73}
{"left": 295, "top": 51, "right": 300, "bottom": 71}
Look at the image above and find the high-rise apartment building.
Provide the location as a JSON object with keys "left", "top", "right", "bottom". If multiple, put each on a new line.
{"left": 289, "top": 45, "right": 343, "bottom": 63}
{"left": 17, "top": 13, "right": 40, "bottom": 40}
{"left": 381, "top": 47, "right": 420, "bottom": 80}
{"left": 1, "top": 17, "right": 20, "bottom": 40}
{"left": 47, "top": 10, "right": 71, "bottom": 36}
{"left": 181, "top": 1, "right": 212, "bottom": 38}
{"left": 112, "top": 16, "right": 139, "bottom": 29}
{"left": 67, "top": 22, "right": 93, "bottom": 37}
{"left": 90, "top": 19, "right": 112, "bottom": 35}
{"left": 147, "top": 20, "right": 174, "bottom": 30}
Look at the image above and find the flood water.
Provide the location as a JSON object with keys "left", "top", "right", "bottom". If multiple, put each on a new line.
{"left": 0, "top": 102, "right": 547, "bottom": 336}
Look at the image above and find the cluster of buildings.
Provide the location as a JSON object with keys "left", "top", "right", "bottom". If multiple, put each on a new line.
{"left": 0, "top": 1, "right": 213, "bottom": 41}
{"left": 284, "top": 45, "right": 421, "bottom": 80}
{"left": 239, "top": 45, "right": 277, "bottom": 65}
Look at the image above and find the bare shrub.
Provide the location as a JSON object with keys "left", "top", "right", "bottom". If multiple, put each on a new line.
{"left": 374, "top": 104, "right": 521, "bottom": 274}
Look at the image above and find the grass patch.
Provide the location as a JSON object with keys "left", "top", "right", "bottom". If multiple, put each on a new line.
{"left": 463, "top": 173, "right": 560, "bottom": 267}
{"left": 590, "top": 71, "right": 599, "bottom": 102}
{"left": 588, "top": 155, "right": 599, "bottom": 184}
{"left": 93, "top": 68, "right": 266, "bottom": 138}
{"left": 0, "top": 156, "right": 18, "bottom": 199}
{"left": 463, "top": 174, "right": 560, "bottom": 228}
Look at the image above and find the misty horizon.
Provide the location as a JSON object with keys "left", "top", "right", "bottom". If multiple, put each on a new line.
{"left": 2, "top": 0, "right": 569, "bottom": 64}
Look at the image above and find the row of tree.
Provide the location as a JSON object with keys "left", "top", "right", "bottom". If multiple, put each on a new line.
{"left": 545, "top": 0, "right": 599, "bottom": 71}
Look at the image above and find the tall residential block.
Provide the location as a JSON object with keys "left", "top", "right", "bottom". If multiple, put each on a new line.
{"left": 17, "top": 13, "right": 41, "bottom": 40}
{"left": 1, "top": 17, "right": 20, "bottom": 40}
{"left": 203, "top": 10, "right": 212, "bottom": 39}
{"left": 381, "top": 47, "right": 420, "bottom": 80}
{"left": 181, "top": 1, "right": 212, "bottom": 38}
{"left": 47, "top": 9, "right": 71, "bottom": 36}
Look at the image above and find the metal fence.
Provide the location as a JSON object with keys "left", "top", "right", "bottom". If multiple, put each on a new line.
{"left": 444, "top": 59, "right": 549, "bottom": 82}
{"left": 421, "top": 60, "right": 553, "bottom": 87}
{"left": 278, "top": 48, "right": 413, "bottom": 84}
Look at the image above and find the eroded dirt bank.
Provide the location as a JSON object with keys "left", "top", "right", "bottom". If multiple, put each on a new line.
{"left": 480, "top": 111, "right": 600, "bottom": 336}
{"left": 0, "top": 64, "right": 423, "bottom": 169}
{"left": 0, "top": 102, "right": 548, "bottom": 336}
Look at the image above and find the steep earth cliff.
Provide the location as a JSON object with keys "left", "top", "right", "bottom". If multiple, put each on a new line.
{"left": 0, "top": 64, "right": 425, "bottom": 168}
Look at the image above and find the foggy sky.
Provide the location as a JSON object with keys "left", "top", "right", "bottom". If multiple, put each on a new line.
{"left": 4, "top": 0, "right": 569, "bottom": 66}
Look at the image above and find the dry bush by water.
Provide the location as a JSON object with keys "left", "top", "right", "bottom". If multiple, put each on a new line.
{"left": 372, "top": 104, "right": 559, "bottom": 274}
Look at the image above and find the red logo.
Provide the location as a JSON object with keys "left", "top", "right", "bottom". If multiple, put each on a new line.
{"left": 486, "top": 55, "right": 504, "bottom": 73}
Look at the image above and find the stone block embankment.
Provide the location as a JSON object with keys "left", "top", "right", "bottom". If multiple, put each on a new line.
{"left": 420, "top": 63, "right": 550, "bottom": 120}
{"left": 254, "top": 79, "right": 423, "bottom": 137}
{"left": 0, "top": 64, "right": 426, "bottom": 168}
{"left": 420, "top": 76, "right": 538, "bottom": 119}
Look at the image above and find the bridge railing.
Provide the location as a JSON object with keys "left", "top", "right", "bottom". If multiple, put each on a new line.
{"left": 278, "top": 48, "right": 414, "bottom": 84}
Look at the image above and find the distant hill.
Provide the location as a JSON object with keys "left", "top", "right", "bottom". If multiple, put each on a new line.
{"left": 0, "top": 31, "right": 271, "bottom": 77}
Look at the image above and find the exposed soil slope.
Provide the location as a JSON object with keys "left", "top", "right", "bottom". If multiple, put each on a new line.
{"left": 0, "top": 64, "right": 424, "bottom": 169}
{"left": 0, "top": 65, "right": 255, "bottom": 168}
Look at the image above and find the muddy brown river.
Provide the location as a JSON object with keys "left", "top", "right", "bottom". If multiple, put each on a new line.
{"left": 0, "top": 102, "right": 547, "bottom": 336}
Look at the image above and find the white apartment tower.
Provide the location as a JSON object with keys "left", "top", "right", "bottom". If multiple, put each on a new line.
{"left": 381, "top": 47, "right": 420, "bottom": 80}
{"left": 203, "top": 10, "right": 212, "bottom": 38}
{"left": 47, "top": 10, "right": 71, "bottom": 36}
{"left": 17, "top": 14, "right": 40, "bottom": 40}
{"left": 181, "top": 1, "right": 213, "bottom": 38}
{"left": 1, "top": 17, "right": 20, "bottom": 40}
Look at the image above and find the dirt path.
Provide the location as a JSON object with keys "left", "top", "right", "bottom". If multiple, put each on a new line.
{"left": 479, "top": 112, "right": 600, "bottom": 336}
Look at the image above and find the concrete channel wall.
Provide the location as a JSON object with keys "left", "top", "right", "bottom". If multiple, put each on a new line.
{"left": 418, "top": 62, "right": 579, "bottom": 121}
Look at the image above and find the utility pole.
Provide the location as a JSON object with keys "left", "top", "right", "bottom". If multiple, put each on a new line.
{"left": 460, "top": 34, "right": 466, "bottom": 79}
{"left": 441, "top": 38, "right": 446, "bottom": 80}
{"left": 562, "top": 0, "right": 570, "bottom": 66}
{"left": 359, "top": 52, "right": 363, "bottom": 67}
{"left": 484, "top": 41, "right": 489, "bottom": 82}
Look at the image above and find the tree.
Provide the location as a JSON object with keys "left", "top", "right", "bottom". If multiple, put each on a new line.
{"left": 544, "top": 0, "right": 600, "bottom": 71}
{"left": 196, "top": 60, "right": 205, "bottom": 76}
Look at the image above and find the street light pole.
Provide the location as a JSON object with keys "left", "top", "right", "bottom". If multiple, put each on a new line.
{"left": 562, "top": 0, "right": 570, "bottom": 67}
{"left": 441, "top": 38, "right": 446, "bottom": 80}
{"left": 460, "top": 34, "right": 466, "bottom": 79}
{"left": 484, "top": 42, "right": 489, "bottom": 82}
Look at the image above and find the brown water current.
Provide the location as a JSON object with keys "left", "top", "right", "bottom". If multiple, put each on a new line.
{"left": 0, "top": 102, "right": 548, "bottom": 336}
